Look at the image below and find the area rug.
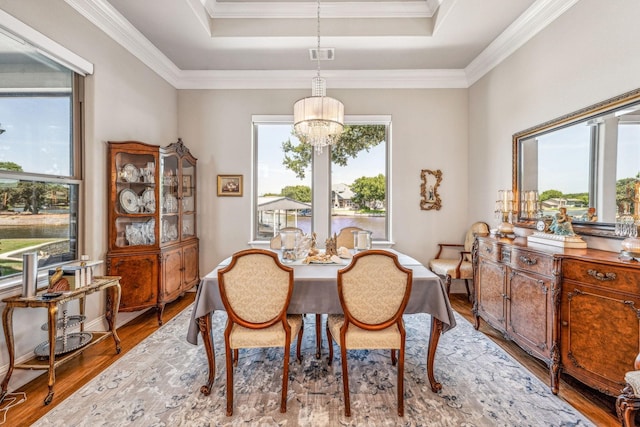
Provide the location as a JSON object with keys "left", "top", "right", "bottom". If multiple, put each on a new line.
{"left": 34, "top": 306, "right": 595, "bottom": 426}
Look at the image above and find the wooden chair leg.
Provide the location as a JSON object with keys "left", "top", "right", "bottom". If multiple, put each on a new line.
{"left": 617, "top": 384, "right": 640, "bottom": 427}
{"left": 225, "top": 343, "right": 234, "bottom": 416}
{"left": 315, "top": 313, "right": 322, "bottom": 359}
{"left": 464, "top": 279, "right": 471, "bottom": 300}
{"left": 391, "top": 349, "right": 397, "bottom": 366}
{"left": 445, "top": 275, "right": 452, "bottom": 295}
{"left": 398, "top": 346, "right": 405, "bottom": 417}
{"left": 326, "top": 322, "right": 334, "bottom": 365}
{"left": 296, "top": 319, "right": 304, "bottom": 363}
{"left": 233, "top": 349, "right": 239, "bottom": 366}
{"left": 340, "top": 345, "right": 351, "bottom": 417}
{"left": 281, "top": 340, "right": 290, "bottom": 413}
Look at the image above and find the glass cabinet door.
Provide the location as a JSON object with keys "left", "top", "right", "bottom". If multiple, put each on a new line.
{"left": 160, "top": 154, "right": 179, "bottom": 244}
{"left": 180, "top": 157, "right": 196, "bottom": 239}
{"left": 114, "top": 151, "right": 157, "bottom": 248}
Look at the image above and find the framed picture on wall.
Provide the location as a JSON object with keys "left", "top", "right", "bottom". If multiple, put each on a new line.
{"left": 217, "top": 174, "right": 243, "bottom": 197}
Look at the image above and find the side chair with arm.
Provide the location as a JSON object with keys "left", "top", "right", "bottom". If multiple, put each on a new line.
{"left": 428, "top": 221, "right": 489, "bottom": 298}
{"left": 617, "top": 351, "right": 640, "bottom": 427}
{"left": 217, "top": 249, "right": 304, "bottom": 416}
{"left": 326, "top": 250, "right": 413, "bottom": 417}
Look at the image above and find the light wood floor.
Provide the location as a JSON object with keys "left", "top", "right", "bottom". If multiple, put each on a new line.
{"left": 449, "top": 293, "right": 620, "bottom": 427}
{"left": 0, "top": 292, "right": 620, "bottom": 426}
{"left": 0, "top": 292, "right": 195, "bottom": 427}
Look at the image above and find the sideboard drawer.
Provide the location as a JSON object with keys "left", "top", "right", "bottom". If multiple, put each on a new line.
{"left": 563, "top": 259, "right": 639, "bottom": 293}
{"left": 511, "top": 248, "right": 554, "bottom": 277}
{"left": 478, "top": 240, "right": 500, "bottom": 262}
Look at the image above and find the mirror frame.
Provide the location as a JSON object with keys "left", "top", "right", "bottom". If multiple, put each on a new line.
{"left": 512, "top": 87, "right": 640, "bottom": 238}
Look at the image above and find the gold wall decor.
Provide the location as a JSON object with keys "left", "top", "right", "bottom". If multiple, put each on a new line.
{"left": 420, "top": 169, "right": 442, "bottom": 211}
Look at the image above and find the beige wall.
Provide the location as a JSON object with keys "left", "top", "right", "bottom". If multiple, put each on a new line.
{"left": 0, "top": 0, "right": 178, "bottom": 389}
{"left": 468, "top": 0, "right": 640, "bottom": 251}
{"left": 178, "top": 88, "right": 469, "bottom": 275}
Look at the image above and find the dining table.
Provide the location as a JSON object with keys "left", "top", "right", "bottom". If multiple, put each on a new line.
{"left": 186, "top": 248, "right": 457, "bottom": 396}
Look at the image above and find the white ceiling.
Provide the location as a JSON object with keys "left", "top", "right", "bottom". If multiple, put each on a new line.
{"left": 64, "top": 0, "right": 579, "bottom": 88}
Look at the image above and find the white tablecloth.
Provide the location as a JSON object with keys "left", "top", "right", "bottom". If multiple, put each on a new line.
{"left": 187, "top": 249, "right": 456, "bottom": 344}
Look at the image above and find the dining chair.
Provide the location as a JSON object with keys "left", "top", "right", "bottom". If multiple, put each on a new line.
{"left": 218, "top": 248, "right": 303, "bottom": 416}
{"left": 335, "top": 226, "right": 362, "bottom": 249}
{"left": 326, "top": 249, "right": 413, "bottom": 417}
{"left": 269, "top": 226, "right": 304, "bottom": 249}
{"left": 428, "top": 221, "right": 489, "bottom": 298}
{"left": 617, "top": 351, "right": 640, "bottom": 427}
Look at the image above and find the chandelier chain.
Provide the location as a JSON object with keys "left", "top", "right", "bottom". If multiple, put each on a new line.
{"left": 316, "top": 0, "right": 321, "bottom": 79}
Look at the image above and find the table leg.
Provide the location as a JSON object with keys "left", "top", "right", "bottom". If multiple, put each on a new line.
{"left": 197, "top": 313, "right": 215, "bottom": 395}
{"left": 106, "top": 283, "right": 122, "bottom": 354}
{"left": 45, "top": 304, "right": 59, "bottom": 405}
{"left": 315, "top": 313, "right": 322, "bottom": 359}
{"left": 426, "top": 316, "right": 443, "bottom": 393}
{"left": 0, "top": 305, "right": 15, "bottom": 404}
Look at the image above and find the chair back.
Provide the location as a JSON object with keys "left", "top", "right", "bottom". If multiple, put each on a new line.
{"left": 336, "top": 226, "right": 363, "bottom": 249}
{"left": 463, "top": 222, "right": 489, "bottom": 260}
{"left": 270, "top": 227, "right": 303, "bottom": 249}
{"left": 337, "top": 250, "right": 412, "bottom": 328}
{"left": 218, "top": 249, "right": 293, "bottom": 325}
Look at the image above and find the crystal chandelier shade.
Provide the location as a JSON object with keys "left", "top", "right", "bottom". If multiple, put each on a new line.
{"left": 293, "top": 0, "right": 344, "bottom": 154}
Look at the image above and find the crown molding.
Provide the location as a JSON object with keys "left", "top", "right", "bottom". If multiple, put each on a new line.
{"left": 204, "top": 0, "right": 436, "bottom": 19}
{"left": 176, "top": 69, "right": 468, "bottom": 90}
{"left": 465, "top": 0, "right": 579, "bottom": 86}
{"left": 63, "top": 0, "right": 575, "bottom": 90}
{"left": 64, "top": 0, "right": 182, "bottom": 86}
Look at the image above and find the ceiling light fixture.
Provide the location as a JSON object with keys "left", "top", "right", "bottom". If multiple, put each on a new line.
{"left": 293, "top": 0, "right": 344, "bottom": 154}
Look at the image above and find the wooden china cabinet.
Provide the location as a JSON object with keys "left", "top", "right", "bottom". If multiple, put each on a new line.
{"left": 106, "top": 139, "right": 199, "bottom": 325}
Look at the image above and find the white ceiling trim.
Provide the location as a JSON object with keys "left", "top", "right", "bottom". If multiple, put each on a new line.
{"left": 204, "top": 0, "right": 437, "bottom": 19}
{"left": 64, "top": 0, "right": 574, "bottom": 90}
{"left": 465, "top": 0, "right": 579, "bottom": 86}
{"left": 0, "top": 8, "right": 94, "bottom": 75}
{"left": 64, "top": 0, "right": 182, "bottom": 86}
{"left": 176, "top": 69, "right": 468, "bottom": 89}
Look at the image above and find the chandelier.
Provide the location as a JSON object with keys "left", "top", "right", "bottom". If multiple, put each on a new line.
{"left": 293, "top": 0, "right": 344, "bottom": 154}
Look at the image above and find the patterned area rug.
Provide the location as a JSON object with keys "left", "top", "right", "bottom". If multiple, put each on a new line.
{"left": 34, "top": 305, "right": 595, "bottom": 426}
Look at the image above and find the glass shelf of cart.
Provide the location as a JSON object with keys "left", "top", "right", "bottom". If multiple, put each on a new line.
{"left": 114, "top": 217, "right": 156, "bottom": 247}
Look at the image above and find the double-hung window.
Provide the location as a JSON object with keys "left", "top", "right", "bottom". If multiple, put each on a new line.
{"left": 0, "top": 28, "right": 84, "bottom": 285}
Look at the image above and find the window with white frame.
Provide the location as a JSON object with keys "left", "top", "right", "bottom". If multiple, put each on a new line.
{"left": 0, "top": 30, "right": 84, "bottom": 284}
{"left": 253, "top": 116, "right": 390, "bottom": 242}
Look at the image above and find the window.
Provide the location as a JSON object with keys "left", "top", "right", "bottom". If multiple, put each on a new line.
{"left": 0, "top": 29, "right": 83, "bottom": 284}
{"left": 331, "top": 122, "right": 388, "bottom": 241}
{"left": 253, "top": 116, "right": 390, "bottom": 243}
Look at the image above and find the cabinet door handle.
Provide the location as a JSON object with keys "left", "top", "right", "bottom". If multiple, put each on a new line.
{"left": 501, "top": 293, "right": 510, "bottom": 301}
{"left": 519, "top": 255, "right": 537, "bottom": 266}
{"left": 561, "top": 321, "right": 568, "bottom": 327}
{"left": 484, "top": 247, "right": 492, "bottom": 254}
{"left": 587, "top": 269, "right": 616, "bottom": 281}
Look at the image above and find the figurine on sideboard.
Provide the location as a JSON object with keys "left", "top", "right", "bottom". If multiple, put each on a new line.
{"left": 549, "top": 207, "right": 575, "bottom": 236}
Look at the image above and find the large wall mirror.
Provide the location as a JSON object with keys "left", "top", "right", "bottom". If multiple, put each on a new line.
{"left": 513, "top": 88, "right": 640, "bottom": 238}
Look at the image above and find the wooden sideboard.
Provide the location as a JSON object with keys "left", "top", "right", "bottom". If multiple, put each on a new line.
{"left": 473, "top": 235, "right": 640, "bottom": 396}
